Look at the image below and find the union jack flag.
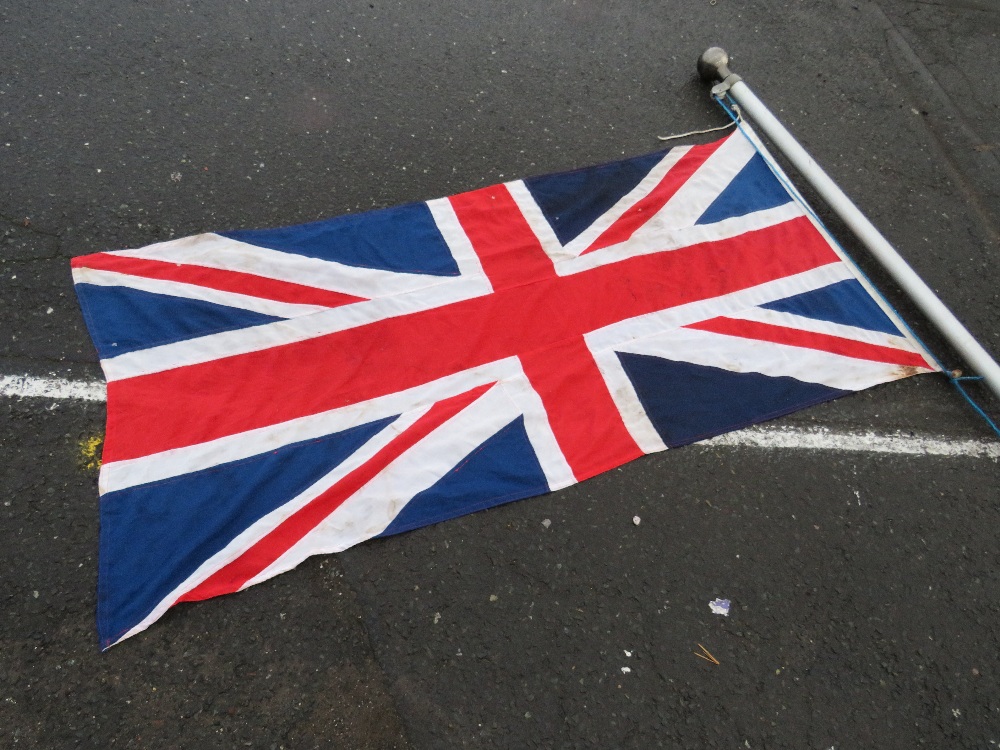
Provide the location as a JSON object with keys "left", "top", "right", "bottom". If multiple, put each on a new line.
{"left": 72, "top": 127, "right": 936, "bottom": 648}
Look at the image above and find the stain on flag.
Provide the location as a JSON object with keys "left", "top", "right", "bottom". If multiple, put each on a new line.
{"left": 72, "top": 127, "right": 937, "bottom": 648}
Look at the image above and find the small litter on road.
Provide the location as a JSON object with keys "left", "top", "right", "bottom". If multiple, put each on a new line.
{"left": 694, "top": 643, "right": 719, "bottom": 665}
{"left": 541, "top": 518, "right": 551, "bottom": 529}
{"left": 620, "top": 666, "right": 631, "bottom": 674}
{"left": 632, "top": 515, "right": 641, "bottom": 525}
{"left": 709, "top": 598, "right": 731, "bottom": 616}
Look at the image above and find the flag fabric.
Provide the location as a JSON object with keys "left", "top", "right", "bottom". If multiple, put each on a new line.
{"left": 72, "top": 127, "right": 937, "bottom": 648}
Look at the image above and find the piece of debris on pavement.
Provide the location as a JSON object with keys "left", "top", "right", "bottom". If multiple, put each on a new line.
{"left": 709, "top": 597, "right": 731, "bottom": 616}
{"left": 694, "top": 643, "right": 720, "bottom": 665}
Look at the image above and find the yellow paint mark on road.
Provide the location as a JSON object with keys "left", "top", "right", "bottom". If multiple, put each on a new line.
{"left": 79, "top": 434, "right": 104, "bottom": 473}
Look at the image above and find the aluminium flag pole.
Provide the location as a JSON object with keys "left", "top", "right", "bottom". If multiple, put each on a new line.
{"left": 697, "top": 47, "right": 1000, "bottom": 404}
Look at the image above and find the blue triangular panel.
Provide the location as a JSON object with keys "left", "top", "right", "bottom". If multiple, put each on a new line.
{"left": 378, "top": 416, "right": 550, "bottom": 537}
{"left": 97, "top": 415, "right": 398, "bottom": 648}
{"left": 695, "top": 152, "right": 792, "bottom": 225}
{"left": 523, "top": 150, "right": 668, "bottom": 245}
{"left": 617, "top": 352, "right": 847, "bottom": 447}
{"left": 74, "top": 283, "right": 281, "bottom": 358}
{"left": 221, "top": 201, "right": 460, "bottom": 277}
{"left": 761, "top": 279, "right": 902, "bottom": 336}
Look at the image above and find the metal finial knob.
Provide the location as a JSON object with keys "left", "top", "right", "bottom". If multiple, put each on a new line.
{"left": 697, "top": 47, "right": 733, "bottom": 83}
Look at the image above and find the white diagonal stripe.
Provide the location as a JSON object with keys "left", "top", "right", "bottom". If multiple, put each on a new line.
{"left": 610, "top": 325, "right": 931, "bottom": 391}
{"left": 558, "top": 201, "right": 805, "bottom": 276}
{"left": 505, "top": 180, "right": 571, "bottom": 263}
{"left": 727, "top": 306, "right": 923, "bottom": 354}
{"left": 242, "top": 382, "right": 524, "bottom": 586}
{"left": 585, "top": 262, "right": 855, "bottom": 353}
{"left": 558, "top": 148, "right": 690, "bottom": 256}
{"left": 72, "top": 266, "right": 328, "bottom": 319}
{"left": 114, "top": 233, "right": 462, "bottom": 299}
{"left": 636, "top": 128, "right": 757, "bottom": 231}
{"left": 507, "top": 147, "right": 693, "bottom": 263}
{"left": 100, "top": 272, "right": 492, "bottom": 382}
{"left": 112, "top": 404, "right": 432, "bottom": 647}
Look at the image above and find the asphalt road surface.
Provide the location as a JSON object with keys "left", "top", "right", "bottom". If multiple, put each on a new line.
{"left": 2, "top": 1, "right": 999, "bottom": 747}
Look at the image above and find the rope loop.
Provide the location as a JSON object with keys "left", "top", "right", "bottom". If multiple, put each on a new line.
{"left": 657, "top": 106, "right": 740, "bottom": 142}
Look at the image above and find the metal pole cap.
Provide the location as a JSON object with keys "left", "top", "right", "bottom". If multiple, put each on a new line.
{"left": 697, "top": 47, "right": 734, "bottom": 83}
{"left": 698, "top": 47, "right": 742, "bottom": 96}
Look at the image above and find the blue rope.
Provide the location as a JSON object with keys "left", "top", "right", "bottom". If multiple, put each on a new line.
{"left": 711, "top": 93, "right": 1000, "bottom": 439}
{"left": 950, "top": 377, "right": 1000, "bottom": 437}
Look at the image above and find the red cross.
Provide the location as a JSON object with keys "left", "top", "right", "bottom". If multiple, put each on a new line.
{"left": 106, "top": 178, "right": 842, "bottom": 481}
{"left": 143, "top": 187, "right": 846, "bottom": 603}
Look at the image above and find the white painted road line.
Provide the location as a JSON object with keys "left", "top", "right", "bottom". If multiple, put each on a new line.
{"left": 2, "top": 374, "right": 997, "bottom": 459}
{"left": 701, "top": 425, "right": 1000, "bottom": 460}
{"left": 0, "top": 374, "right": 107, "bottom": 402}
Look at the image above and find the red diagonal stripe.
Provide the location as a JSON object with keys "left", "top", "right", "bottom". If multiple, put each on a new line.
{"left": 73, "top": 252, "right": 366, "bottom": 309}
{"left": 581, "top": 138, "right": 727, "bottom": 255}
{"left": 174, "top": 383, "right": 492, "bottom": 603}
{"left": 104, "top": 215, "right": 840, "bottom": 463}
{"left": 685, "top": 317, "right": 932, "bottom": 369}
